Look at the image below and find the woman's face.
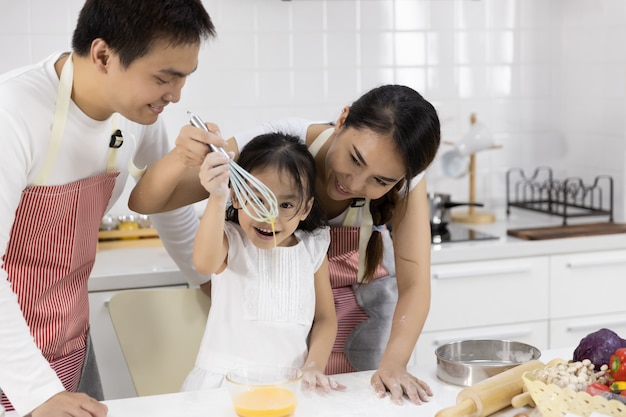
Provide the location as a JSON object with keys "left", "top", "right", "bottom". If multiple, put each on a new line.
{"left": 235, "top": 167, "right": 312, "bottom": 250}
{"left": 324, "top": 117, "right": 406, "bottom": 202}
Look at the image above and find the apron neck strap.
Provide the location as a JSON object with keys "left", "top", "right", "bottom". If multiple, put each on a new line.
{"left": 308, "top": 127, "right": 333, "bottom": 158}
{"left": 33, "top": 53, "right": 74, "bottom": 186}
{"left": 308, "top": 127, "right": 373, "bottom": 283}
{"left": 34, "top": 54, "right": 128, "bottom": 186}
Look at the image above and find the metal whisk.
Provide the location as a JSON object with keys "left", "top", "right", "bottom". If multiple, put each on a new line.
{"left": 188, "top": 111, "right": 279, "bottom": 223}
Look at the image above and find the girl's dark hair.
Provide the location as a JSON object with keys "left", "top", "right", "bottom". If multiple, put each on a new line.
{"left": 344, "top": 84, "right": 441, "bottom": 282}
{"left": 72, "top": 0, "right": 216, "bottom": 68}
{"left": 226, "top": 132, "right": 327, "bottom": 232}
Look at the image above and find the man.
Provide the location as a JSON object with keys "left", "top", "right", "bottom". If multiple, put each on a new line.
{"left": 0, "top": 1, "right": 215, "bottom": 415}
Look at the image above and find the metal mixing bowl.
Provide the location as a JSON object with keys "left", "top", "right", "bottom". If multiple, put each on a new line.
{"left": 435, "top": 339, "right": 541, "bottom": 386}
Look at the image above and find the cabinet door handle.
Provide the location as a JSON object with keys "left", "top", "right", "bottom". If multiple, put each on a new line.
{"left": 566, "top": 320, "right": 626, "bottom": 332}
{"left": 566, "top": 257, "right": 626, "bottom": 268}
{"left": 432, "top": 264, "right": 531, "bottom": 279}
{"left": 433, "top": 330, "right": 532, "bottom": 346}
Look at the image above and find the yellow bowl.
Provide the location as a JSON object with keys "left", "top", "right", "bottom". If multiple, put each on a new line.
{"left": 225, "top": 366, "right": 302, "bottom": 417}
{"left": 522, "top": 369, "right": 626, "bottom": 417}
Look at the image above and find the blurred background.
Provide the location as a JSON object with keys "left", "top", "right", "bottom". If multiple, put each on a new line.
{"left": 1, "top": 0, "right": 624, "bottom": 220}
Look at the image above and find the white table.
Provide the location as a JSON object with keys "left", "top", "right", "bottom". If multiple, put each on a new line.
{"left": 100, "top": 369, "right": 462, "bottom": 417}
{"left": 5, "top": 348, "right": 572, "bottom": 417}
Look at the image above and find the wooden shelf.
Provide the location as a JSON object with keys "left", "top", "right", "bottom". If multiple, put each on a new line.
{"left": 97, "top": 228, "right": 161, "bottom": 250}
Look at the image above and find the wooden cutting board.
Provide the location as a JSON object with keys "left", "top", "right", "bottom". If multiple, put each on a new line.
{"left": 507, "top": 222, "right": 626, "bottom": 240}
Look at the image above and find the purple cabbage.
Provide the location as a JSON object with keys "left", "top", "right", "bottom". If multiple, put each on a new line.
{"left": 573, "top": 328, "right": 626, "bottom": 371}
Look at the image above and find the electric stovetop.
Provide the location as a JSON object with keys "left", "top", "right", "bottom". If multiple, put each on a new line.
{"left": 431, "top": 223, "right": 499, "bottom": 244}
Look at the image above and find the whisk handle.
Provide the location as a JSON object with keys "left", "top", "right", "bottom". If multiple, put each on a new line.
{"left": 187, "top": 111, "right": 230, "bottom": 158}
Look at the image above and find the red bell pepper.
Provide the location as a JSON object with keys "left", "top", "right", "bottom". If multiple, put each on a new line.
{"left": 609, "top": 348, "right": 626, "bottom": 381}
{"left": 586, "top": 382, "right": 611, "bottom": 396}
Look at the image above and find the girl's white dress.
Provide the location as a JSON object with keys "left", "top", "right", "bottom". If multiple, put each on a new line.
{"left": 181, "top": 222, "right": 331, "bottom": 391}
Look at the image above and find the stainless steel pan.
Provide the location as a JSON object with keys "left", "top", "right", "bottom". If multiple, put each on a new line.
{"left": 428, "top": 192, "right": 483, "bottom": 230}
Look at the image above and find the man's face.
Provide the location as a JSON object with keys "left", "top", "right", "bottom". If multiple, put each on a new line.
{"left": 105, "top": 40, "right": 200, "bottom": 125}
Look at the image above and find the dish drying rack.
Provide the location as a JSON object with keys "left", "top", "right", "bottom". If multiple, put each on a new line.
{"left": 506, "top": 167, "right": 614, "bottom": 226}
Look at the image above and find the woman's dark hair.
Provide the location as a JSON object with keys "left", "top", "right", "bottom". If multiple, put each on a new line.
{"left": 226, "top": 132, "right": 327, "bottom": 232}
{"left": 344, "top": 84, "right": 441, "bottom": 282}
{"left": 72, "top": 0, "right": 216, "bottom": 68}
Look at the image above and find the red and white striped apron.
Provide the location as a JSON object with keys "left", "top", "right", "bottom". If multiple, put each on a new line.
{"left": 308, "top": 128, "right": 389, "bottom": 374}
{"left": 325, "top": 226, "right": 388, "bottom": 374}
{"left": 1, "top": 54, "right": 118, "bottom": 411}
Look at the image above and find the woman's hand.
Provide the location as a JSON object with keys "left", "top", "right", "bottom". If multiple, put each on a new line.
{"left": 370, "top": 363, "right": 432, "bottom": 405}
{"left": 198, "top": 151, "right": 232, "bottom": 197}
{"left": 302, "top": 365, "right": 346, "bottom": 393}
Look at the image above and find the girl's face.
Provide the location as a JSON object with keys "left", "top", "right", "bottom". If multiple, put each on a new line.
{"left": 234, "top": 167, "right": 313, "bottom": 250}
{"left": 324, "top": 109, "right": 406, "bottom": 201}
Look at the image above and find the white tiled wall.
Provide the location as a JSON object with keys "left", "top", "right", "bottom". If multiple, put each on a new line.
{"left": 2, "top": 0, "right": 625, "bottom": 221}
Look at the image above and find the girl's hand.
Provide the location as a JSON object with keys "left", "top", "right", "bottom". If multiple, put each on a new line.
{"left": 370, "top": 363, "right": 432, "bottom": 405}
{"left": 198, "top": 151, "right": 231, "bottom": 197}
{"left": 302, "top": 366, "right": 346, "bottom": 392}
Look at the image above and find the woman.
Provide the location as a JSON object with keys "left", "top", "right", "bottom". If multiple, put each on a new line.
{"left": 129, "top": 84, "right": 441, "bottom": 405}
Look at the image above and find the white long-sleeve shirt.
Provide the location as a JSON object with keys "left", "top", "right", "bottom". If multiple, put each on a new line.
{"left": 0, "top": 52, "right": 207, "bottom": 415}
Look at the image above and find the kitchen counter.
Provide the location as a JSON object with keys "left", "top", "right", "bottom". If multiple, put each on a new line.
{"left": 4, "top": 348, "right": 572, "bottom": 417}
{"left": 430, "top": 208, "right": 626, "bottom": 264}
{"left": 90, "top": 210, "right": 626, "bottom": 285}
{"left": 90, "top": 246, "right": 187, "bottom": 292}
{"left": 85, "top": 210, "right": 626, "bottom": 296}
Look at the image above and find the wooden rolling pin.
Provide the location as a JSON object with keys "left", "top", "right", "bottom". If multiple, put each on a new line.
{"left": 436, "top": 360, "right": 545, "bottom": 417}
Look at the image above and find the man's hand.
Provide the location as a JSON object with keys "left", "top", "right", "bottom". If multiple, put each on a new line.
{"left": 29, "top": 391, "right": 108, "bottom": 417}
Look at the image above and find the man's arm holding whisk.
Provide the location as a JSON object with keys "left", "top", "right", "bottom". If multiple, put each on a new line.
{"left": 129, "top": 122, "right": 230, "bottom": 214}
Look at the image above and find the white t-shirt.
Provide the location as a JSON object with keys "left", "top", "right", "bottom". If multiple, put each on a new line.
{"left": 0, "top": 52, "right": 205, "bottom": 414}
{"left": 182, "top": 222, "right": 330, "bottom": 390}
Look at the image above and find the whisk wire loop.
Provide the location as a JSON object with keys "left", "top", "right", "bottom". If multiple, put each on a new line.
{"left": 187, "top": 111, "right": 279, "bottom": 223}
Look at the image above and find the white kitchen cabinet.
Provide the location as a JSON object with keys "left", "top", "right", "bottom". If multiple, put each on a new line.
{"left": 550, "top": 249, "right": 626, "bottom": 319}
{"left": 89, "top": 246, "right": 189, "bottom": 399}
{"left": 549, "top": 312, "right": 626, "bottom": 350}
{"left": 426, "top": 256, "right": 550, "bottom": 332}
{"left": 89, "top": 285, "right": 187, "bottom": 400}
{"left": 412, "top": 321, "right": 549, "bottom": 367}
{"left": 413, "top": 245, "right": 626, "bottom": 365}
{"left": 548, "top": 248, "right": 626, "bottom": 350}
{"left": 89, "top": 290, "right": 136, "bottom": 400}
{"left": 409, "top": 257, "right": 550, "bottom": 367}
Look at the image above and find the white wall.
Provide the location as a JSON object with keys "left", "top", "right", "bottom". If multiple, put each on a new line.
{"left": 1, "top": 0, "right": 623, "bottom": 221}
{"left": 553, "top": 0, "right": 626, "bottom": 221}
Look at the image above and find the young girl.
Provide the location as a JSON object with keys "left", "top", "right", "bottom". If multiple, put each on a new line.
{"left": 182, "top": 132, "right": 343, "bottom": 392}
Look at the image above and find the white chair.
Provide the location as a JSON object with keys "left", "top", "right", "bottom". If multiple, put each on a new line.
{"left": 108, "top": 287, "right": 211, "bottom": 396}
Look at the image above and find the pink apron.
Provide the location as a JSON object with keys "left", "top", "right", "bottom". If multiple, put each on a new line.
{"left": 326, "top": 226, "right": 388, "bottom": 374}
{"left": 0, "top": 54, "right": 118, "bottom": 410}
{"left": 308, "top": 128, "right": 389, "bottom": 375}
